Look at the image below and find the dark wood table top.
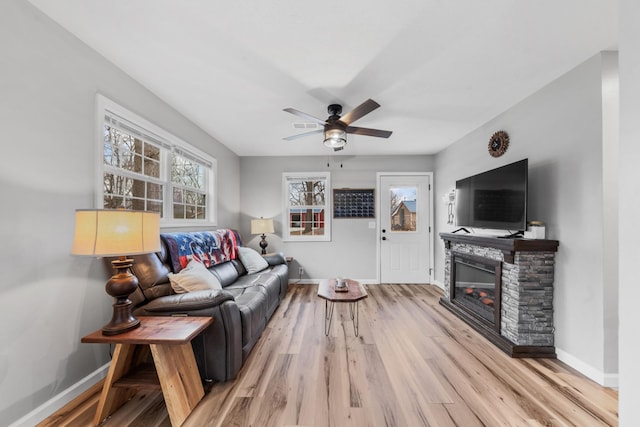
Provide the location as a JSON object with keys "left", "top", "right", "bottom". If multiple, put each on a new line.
{"left": 317, "top": 279, "right": 368, "bottom": 302}
{"left": 81, "top": 316, "right": 213, "bottom": 345}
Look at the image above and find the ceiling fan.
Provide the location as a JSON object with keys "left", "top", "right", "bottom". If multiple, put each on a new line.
{"left": 283, "top": 99, "right": 393, "bottom": 151}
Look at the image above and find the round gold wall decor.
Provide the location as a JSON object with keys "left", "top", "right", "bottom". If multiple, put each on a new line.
{"left": 488, "top": 130, "right": 509, "bottom": 157}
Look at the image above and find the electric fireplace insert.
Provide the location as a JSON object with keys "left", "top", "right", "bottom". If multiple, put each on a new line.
{"left": 450, "top": 252, "right": 501, "bottom": 332}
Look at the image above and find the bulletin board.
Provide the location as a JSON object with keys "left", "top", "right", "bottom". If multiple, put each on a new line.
{"left": 333, "top": 188, "right": 375, "bottom": 218}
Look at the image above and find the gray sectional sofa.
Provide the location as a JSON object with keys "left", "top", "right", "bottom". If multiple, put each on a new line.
{"left": 124, "top": 230, "right": 288, "bottom": 382}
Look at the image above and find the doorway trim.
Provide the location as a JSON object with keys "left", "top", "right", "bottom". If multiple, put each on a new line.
{"left": 376, "top": 172, "right": 434, "bottom": 284}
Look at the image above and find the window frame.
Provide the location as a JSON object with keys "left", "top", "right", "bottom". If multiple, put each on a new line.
{"left": 95, "top": 94, "right": 217, "bottom": 227}
{"left": 282, "top": 172, "right": 331, "bottom": 242}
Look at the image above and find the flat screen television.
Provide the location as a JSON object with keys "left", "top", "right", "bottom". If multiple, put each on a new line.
{"left": 455, "top": 159, "right": 528, "bottom": 231}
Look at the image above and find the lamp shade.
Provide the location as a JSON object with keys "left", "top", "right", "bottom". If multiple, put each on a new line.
{"left": 251, "top": 218, "right": 275, "bottom": 235}
{"left": 71, "top": 209, "right": 161, "bottom": 257}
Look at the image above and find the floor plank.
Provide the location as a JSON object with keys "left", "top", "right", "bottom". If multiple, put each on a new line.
{"left": 39, "top": 284, "right": 618, "bottom": 427}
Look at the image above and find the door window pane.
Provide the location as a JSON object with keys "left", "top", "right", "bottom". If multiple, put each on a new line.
{"left": 390, "top": 186, "right": 417, "bottom": 231}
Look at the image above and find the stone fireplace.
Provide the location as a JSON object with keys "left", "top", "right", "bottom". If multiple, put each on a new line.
{"left": 440, "top": 233, "right": 559, "bottom": 357}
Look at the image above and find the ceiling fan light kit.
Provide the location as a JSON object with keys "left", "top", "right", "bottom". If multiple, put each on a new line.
{"left": 283, "top": 99, "right": 393, "bottom": 151}
{"left": 323, "top": 128, "right": 347, "bottom": 149}
{"left": 323, "top": 104, "right": 348, "bottom": 149}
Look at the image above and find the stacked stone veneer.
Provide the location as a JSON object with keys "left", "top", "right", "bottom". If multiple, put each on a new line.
{"left": 443, "top": 242, "right": 555, "bottom": 347}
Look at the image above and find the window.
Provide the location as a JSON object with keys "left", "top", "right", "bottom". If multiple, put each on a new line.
{"left": 390, "top": 186, "right": 417, "bottom": 231}
{"left": 96, "top": 95, "right": 216, "bottom": 226}
{"left": 282, "top": 172, "right": 330, "bottom": 241}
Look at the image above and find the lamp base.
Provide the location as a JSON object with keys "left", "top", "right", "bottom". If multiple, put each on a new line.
{"left": 259, "top": 234, "right": 268, "bottom": 255}
{"left": 102, "top": 257, "right": 141, "bottom": 336}
{"left": 102, "top": 300, "right": 140, "bottom": 335}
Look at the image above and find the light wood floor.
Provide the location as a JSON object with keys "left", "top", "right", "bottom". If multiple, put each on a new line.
{"left": 40, "top": 284, "right": 618, "bottom": 427}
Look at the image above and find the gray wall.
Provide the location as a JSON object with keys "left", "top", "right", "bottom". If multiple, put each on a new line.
{"left": 433, "top": 53, "right": 616, "bottom": 383}
{"left": 619, "top": 0, "right": 640, "bottom": 423}
{"left": 240, "top": 155, "right": 434, "bottom": 281}
{"left": 0, "top": 1, "right": 240, "bottom": 425}
{"left": 5, "top": 0, "right": 640, "bottom": 423}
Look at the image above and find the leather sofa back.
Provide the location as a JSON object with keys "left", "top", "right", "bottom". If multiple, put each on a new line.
{"left": 124, "top": 232, "right": 249, "bottom": 307}
{"left": 126, "top": 241, "right": 173, "bottom": 306}
{"left": 208, "top": 261, "right": 240, "bottom": 287}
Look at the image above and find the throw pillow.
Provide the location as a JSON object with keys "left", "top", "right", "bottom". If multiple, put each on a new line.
{"left": 238, "top": 246, "right": 269, "bottom": 274}
{"left": 167, "top": 259, "right": 222, "bottom": 294}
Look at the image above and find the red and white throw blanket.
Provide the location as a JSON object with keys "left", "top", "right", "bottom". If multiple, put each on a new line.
{"left": 161, "top": 229, "right": 242, "bottom": 272}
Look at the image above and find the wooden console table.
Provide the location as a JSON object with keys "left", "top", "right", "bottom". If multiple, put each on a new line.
{"left": 82, "top": 316, "right": 212, "bottom": 426}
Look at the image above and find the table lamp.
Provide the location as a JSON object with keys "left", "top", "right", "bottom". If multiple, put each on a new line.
{"left": 251, "top": 217, "right": 275, "bottom": 254}
{"left": 71, "top": 209, "right": 161, "bottom": 335}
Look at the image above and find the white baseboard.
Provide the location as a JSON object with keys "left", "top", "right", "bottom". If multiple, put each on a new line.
{"left": 9, "top": 363, "right": 110, "bottom": 427}
{"left": 355, "top": 279, "right": 379, "bottom": 285}
{"left": 556, "top": 348, "right": 619, "bottom": 388}
{"left": 288, "top": 279, "right": 316, "bottom": 285}
{"left": 431, "top": 279, "right": 444, "bottom": 290}
{"left": 603, "top": 373, "right": 619, "bottom": 389}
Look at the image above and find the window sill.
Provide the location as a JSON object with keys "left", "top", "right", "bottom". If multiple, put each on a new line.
{"left": 160, "top": 219, "right": 218, "bottom": 229}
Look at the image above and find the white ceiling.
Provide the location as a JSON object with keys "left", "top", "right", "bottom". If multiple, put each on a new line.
{"left": 28, "top": 0, "right": 617, "bottom": 157}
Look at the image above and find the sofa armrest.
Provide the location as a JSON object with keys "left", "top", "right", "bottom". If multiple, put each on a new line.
{"left": 133, "top": 289, "right": 243, "bottom": 382}
{"left": 135, "top": 289, "right": 235, "bottom": 314}
{"left": 263, "top": 252, "right": 286, "bottom": 266}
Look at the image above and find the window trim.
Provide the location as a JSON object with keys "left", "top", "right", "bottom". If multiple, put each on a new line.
{"left": 95, "top": 94, "right": 217, "bottom": 227}
{"left": 282, "top": 172, "right": 331, "bottom": 242}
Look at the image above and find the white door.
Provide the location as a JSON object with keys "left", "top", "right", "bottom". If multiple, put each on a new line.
{"left": 378, "top": 173, "right": 432, "bottom": 284}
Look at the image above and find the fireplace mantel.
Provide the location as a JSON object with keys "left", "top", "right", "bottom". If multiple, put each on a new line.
{"left": 440, "top": 232, "right": 559, "bottom": 358}
{"left": 440, "top": 232, "right": 559, "bottom": 263}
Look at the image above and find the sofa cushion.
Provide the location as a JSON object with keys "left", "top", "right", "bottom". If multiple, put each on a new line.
{"left": 226, "top": 286, "right": 268, "bottom": 349}
{"left": 236, "top": 272, "right": 280, "bottom": 310}
{"left": 209, "top": 261, "right": 241, "bottom": 287}
{"left": 237, "top": 246, "right": 269, "bottom": 274}
{"left": 268, "top": 264, "right": 290, "bottom": 300}
{"left": 168, "top": 259, "right": 223, "bottom": 293}
{"left": 231, "top": 259, "right": 247, "bottom": 276}
{"left": 129, "top": 252, "right": 172, "bottom": 303}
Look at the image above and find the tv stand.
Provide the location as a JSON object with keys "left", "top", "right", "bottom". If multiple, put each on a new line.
{"left": 439, "top": 233, "right": 559, "bottom": 358}
{"left": 451, "top": 227, "right": 470, "bottom": 234}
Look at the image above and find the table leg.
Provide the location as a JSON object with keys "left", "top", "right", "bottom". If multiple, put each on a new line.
{"left": 349, "top": 301, "right": 360, "bottom": 337}
{"left": 93, "top": 343, "right": 144, "bottom": 425}
{"left": 150, "top": 342, "right": 205, "bottom": 426}
{"left": 324, "top": 299, "right": 335, "bottom": 336}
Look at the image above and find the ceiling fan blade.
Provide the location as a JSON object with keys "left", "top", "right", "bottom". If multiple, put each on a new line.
{"left": 339, "top": 99, "right": 380, "bottom": 125}
{"left": 346, "top": 126, "right": 393, "bottom": 138}
{"left": 283, "top": 108, "right": 327, "bottom": 125}
{"left": 282, "top": 129, "right": 324, "bottom": 141}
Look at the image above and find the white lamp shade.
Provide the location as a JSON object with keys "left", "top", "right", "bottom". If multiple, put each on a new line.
{"left": 251, "top": 218, "right": 275, "bottom": 235}
{"left": 71, "top": 209, "right": 161, "bottom": 257}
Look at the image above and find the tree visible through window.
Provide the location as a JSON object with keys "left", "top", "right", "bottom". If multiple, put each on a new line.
{"left": 171, "top": 154, "right": 207, "bottom": 220}
{"left": 97, "top": 95, "right": 216, "bottom": 226}
{"left": 103, "top": 126, "right": 163, "bottom": 213}
{"left": 283, "top": 172, "right": 330, "bottom": 241}
{"left": 389, "top": 186, "right": 417, "bottom": 231}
